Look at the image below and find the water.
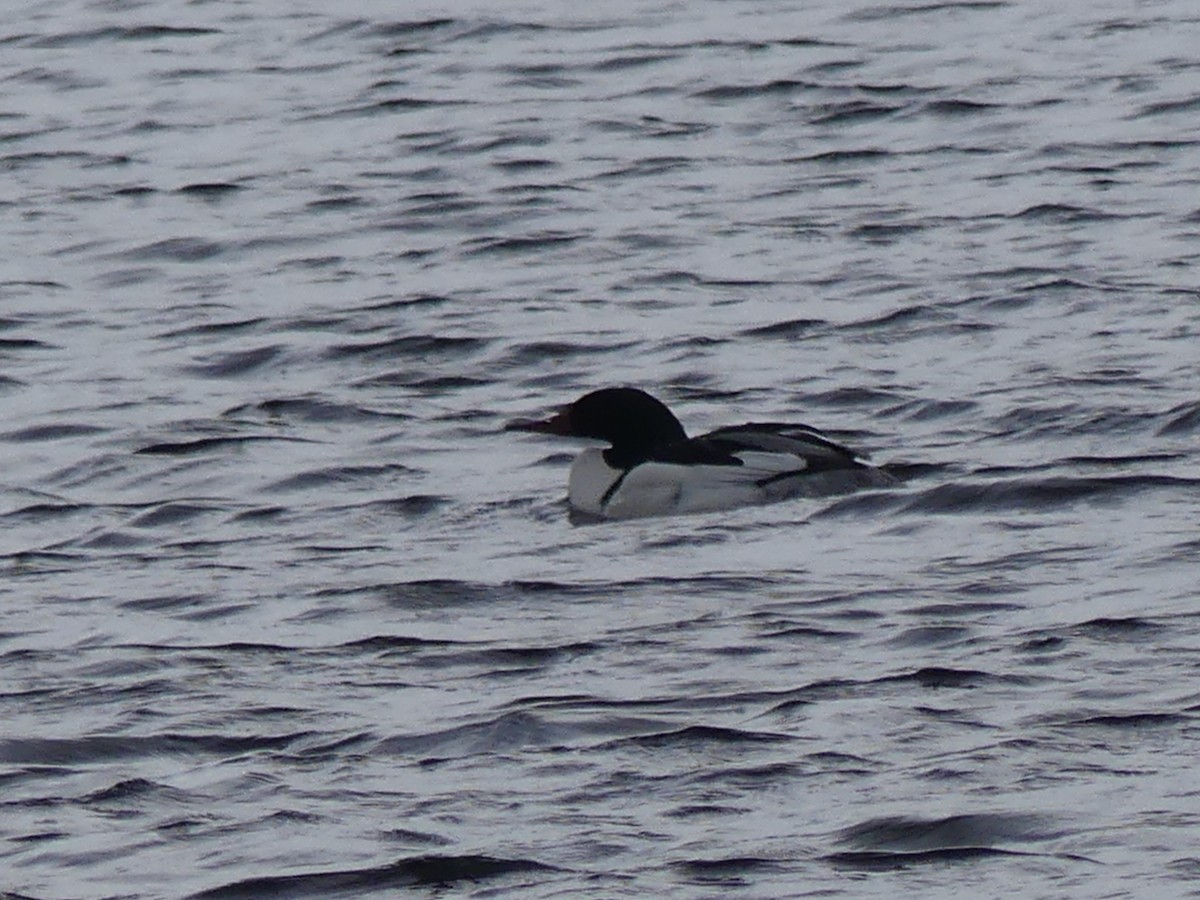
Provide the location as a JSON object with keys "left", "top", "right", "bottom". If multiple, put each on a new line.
{"left": 3, "top": 0, "right": 1200, "bottom": 896}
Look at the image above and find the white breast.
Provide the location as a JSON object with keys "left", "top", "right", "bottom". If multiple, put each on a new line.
{"left": 566, "top": 449, "right": 624, "bottom": 516}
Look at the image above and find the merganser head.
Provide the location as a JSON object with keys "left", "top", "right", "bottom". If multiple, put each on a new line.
{"left": 508, "top": 387, "right": 687, "bottom": 452}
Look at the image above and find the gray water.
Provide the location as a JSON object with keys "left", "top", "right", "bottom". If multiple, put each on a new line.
{"left": 3, "top": 0, "right": 1200, "bottom": 897}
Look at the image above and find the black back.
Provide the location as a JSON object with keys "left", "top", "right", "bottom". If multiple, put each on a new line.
{"left": 567, "top": 388, "right": 866, "bottom": 474}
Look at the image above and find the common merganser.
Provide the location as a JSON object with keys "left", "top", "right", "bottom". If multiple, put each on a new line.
{"left": 507, "top": 387, "right": 894, "bottom": 519}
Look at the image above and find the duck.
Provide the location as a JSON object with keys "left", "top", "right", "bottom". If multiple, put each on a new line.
{"left": 507, "top": 387, "right": 893, "bottom": 519}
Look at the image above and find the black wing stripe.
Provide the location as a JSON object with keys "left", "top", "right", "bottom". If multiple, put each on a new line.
{"left": 702, "top": 424, "right": 861, "bottom": 461}
{"left": 754, "top": 468, "right": 809, "bottom": 488}
{"left": 600, "top": 468, "right": 632, "bottom": 508}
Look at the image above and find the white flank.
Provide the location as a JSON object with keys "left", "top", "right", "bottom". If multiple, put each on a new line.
{"left": 567, "top": 448, "right": 893, "bottom": 520}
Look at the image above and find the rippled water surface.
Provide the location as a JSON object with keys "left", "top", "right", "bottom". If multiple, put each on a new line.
{"left": 3, "top": 0, "right": 1200, "bottom": 897}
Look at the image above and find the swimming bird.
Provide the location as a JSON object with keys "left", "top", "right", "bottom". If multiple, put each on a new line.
{"left": 507, "top": 387, "right": 893, "bottom": 519}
